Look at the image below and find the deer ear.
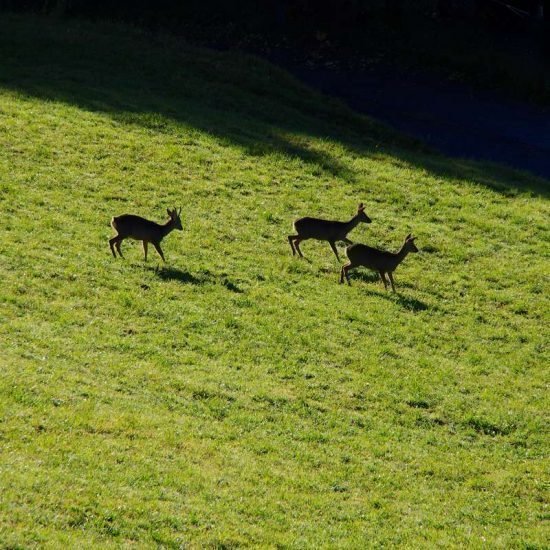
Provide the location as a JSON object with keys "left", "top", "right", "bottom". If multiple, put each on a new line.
{"left": 358, "top": 202, "right": 364, "bottom": 211}
{"left": 406, "top": 233, "right": 412, "bottom": 240}
{"left": 167, "top": 208, "right": 172, "bottom": 216}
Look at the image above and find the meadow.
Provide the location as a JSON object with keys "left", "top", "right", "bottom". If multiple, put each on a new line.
{"left": 0, "top": 15, "right": 548, "bottom": 548}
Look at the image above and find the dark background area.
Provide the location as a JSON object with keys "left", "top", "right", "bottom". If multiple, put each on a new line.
{"left": 2, "top": 1, "right": 548, "bottom": 178}
{"left": 1, "top": 1, "right": 547, "bottom": 102}
{"left": 1, "top": 1, "right": 546, "bottom": 37}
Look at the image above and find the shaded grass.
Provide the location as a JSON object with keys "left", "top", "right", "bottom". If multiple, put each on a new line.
{"left": 0, "top": 14, "right": 548, "bottom": 548}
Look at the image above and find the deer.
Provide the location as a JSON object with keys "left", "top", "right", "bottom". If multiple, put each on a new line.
{"left": 288, "top": 203, "right": 372, "bottom": 262}
{"left": 340, "top": 234, "right": 419, "bottom": 292}
{"left": 109, "top": 207, "right": 183, "bottom": 262}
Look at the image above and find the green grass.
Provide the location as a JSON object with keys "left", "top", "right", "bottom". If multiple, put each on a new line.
{"left": 0, "top": 15, "right": 548, "bottom": 548}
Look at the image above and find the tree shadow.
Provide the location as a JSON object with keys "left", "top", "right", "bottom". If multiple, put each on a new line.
{"left": 0, "top": 15, "right": 546, "bottom": 196}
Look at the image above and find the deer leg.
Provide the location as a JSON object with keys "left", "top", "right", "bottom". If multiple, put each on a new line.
{"left": 109, "top": 236, "right": 119, "bottom": 258}
{"left": 379, "top": 271, "right": 388, "bottom": 290}
{"left": 142, "top": 241, "right": 148, "bottom": 261}
{"left": 341, "top": 263, "right": 352, "bottom": 285}
{"left": 288, "top": 235, "right": 298, "bottom": 256}
{"left": 115, "top": 238, "right": 124, "bottom": 258}
{"left": 387, "top": 272, "right": 396, "bottom": 293}
{"left": 153, "top": 242, "right": 166, "bottom": 262}
{"left": 329, "top": 241, "right": 340, "bottom": 262}
{"left": 294, "top": 238, "right": 304, "bottom": 258}
{"left": 342, "top": 237, "right": 354, "bottom": 245}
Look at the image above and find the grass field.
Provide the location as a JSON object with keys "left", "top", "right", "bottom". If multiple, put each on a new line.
{"left": 0, "top": 15, "right": 548, "bottom": 548}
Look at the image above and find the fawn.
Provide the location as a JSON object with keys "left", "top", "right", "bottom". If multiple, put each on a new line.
{"left": 288, "top": 203, "right": 372, "bottom": 262}
{"left": 340, "top": 234, "right": 418, "bottom": 292}
{"left": 109, "top": 208, "right": 183, "bottom": 262}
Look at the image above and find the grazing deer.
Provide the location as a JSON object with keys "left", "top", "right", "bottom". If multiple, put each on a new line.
{"left": 288, "top": 203, "right": 372, "bottom": 262}
{"left": 109, "top": 208, "right": 183, "bottom": 261}
{"left": 340, "top": 234, "right": 419, "bottom": 292}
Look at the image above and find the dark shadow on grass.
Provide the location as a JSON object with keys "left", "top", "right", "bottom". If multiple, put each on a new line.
{"left": 392, "top": 294, "right": 429, "bottom": 312}
{"left": 0, "top": 16, "right": 357, "bottom": 182}
{"left": 149, "top": 266, "right": 243, "bottom": 292}
{"left": 348, "top": 271, "right": 380, "bottom": 284}
{"left": 151, "top": 266, "right": 208, "bottom": 285}
{"left": 220, "top": 277, "right": 243, "bottom": 293}
{"left": 0, "top": 15, "right": 547, "bottom": 196}
{"left": 345, "top": 272, "right": 432, "bottom": 311}
{"left": 376, "top": 290, "right": 431, "bottom": 312}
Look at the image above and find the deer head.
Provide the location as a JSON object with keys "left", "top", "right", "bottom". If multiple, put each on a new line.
{"left": 167, "top": 207, "right": 183, "bottom": 231}
{"left": 357, "top": 203, "right": 372, "bottom": 224}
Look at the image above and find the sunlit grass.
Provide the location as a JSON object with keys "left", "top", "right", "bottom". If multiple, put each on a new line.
{"left": 0, "top": 14, "right": 548, "bottom": 548}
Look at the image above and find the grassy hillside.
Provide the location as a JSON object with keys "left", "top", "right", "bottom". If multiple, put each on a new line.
{"left": 0, "top": 15, "right": 548, "bottom": 548}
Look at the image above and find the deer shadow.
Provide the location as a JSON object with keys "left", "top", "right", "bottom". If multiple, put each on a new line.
{"left": 150, "top": 266, "right": 207, "bottom": 285}
{"left": 148, "top": 266, "right": 243, "bottom": 292}
{"left": 372, "top": 288, "right": 431, "bottom": 311}
{"left": 220, "top": 277, "right": 243, "bottom": 293}
{"left": 344, "top": 271, "right": 431, "bottom": 311}
{"left": 391, "top": 293, "right": 430, "bottom": 311}
{"left": 347, "top": 270, "right": 380, "bottom": 284}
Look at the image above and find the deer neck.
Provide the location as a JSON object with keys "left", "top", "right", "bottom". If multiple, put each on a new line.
{"left": 344, "top": 213, "right": 361, "bottom": 234}
{"left": 394, "top": 244, "right": 410, "bottom": 267}
{"left": 161, "top": 219, "right": 175, "bottom": 237}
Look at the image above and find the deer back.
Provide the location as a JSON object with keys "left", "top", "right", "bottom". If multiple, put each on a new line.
{"left": 294, "top": 217, "right": 348, "bottom": 241}
{"left": 346, "top": 243, "right": 398, "bottom": 271}
{"left": 112, "top": 214, "right": 164, "bottom": 241}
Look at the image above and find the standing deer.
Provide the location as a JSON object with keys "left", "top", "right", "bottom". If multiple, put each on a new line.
{"left": 288, "top": 203, "right": 372, "bottom": 262}
{"left": 109, "top": 208, "right": 183, "bottom": 262}
{"left": 340, "top": 234, "right": 419, "bottom": 292}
